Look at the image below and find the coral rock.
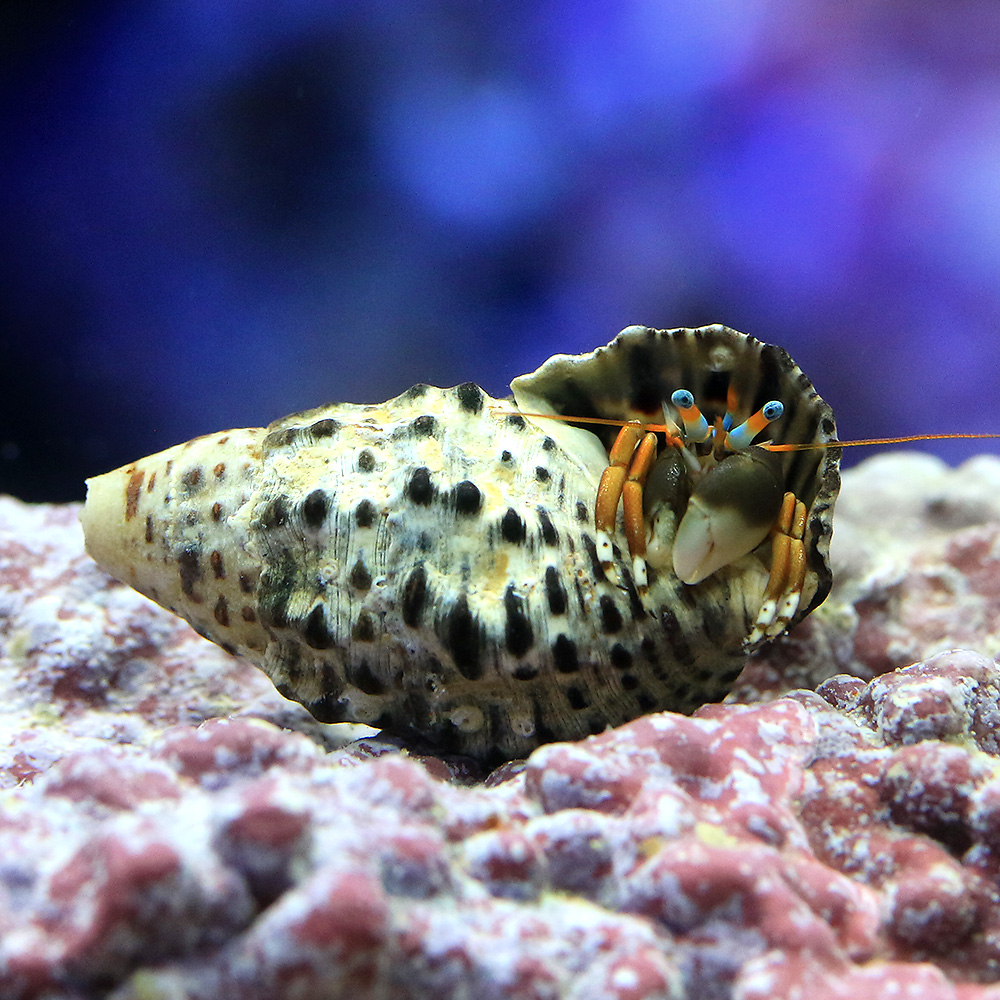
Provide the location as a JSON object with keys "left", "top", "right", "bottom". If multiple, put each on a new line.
{"left": 4, "top": 457, "right": 1000, "bottom": 997}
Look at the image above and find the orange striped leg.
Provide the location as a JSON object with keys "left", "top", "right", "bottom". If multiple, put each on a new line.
{"left": 595, "top": 423, "right": 645, "bottom": 567}
{"left": 621, "top": 432, "right": 658, "bottom": 589}
{"left": 748, "top": 492, "right": 808, "bottom": 645}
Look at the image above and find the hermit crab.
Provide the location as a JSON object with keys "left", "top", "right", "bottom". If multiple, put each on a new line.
{"left": 82, "top": 324, "right": 841, "bottom": 763}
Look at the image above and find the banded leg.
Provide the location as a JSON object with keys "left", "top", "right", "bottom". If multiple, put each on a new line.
{"left": 595, "top": 423, "right": 659, "bottom": 587}
{"left": 748, "top": 491, "right": 807, "bottom": 645}
{"left": 595, "top": 423, "right": 644, "bottom": 566}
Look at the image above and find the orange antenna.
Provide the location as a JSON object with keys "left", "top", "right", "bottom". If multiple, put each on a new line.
{"left": 512, "top": 409, "right": 1000, "bottom": 452}
{"left": 515, "top": 411, "right": 673, "bottom": 435}
{"left": 761, "top": 433, "right": 1000, "bottom": 453}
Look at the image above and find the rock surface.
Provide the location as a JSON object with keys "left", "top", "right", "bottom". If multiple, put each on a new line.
{"left": 2, "top": 452, "right": 1000, "bottom": 999}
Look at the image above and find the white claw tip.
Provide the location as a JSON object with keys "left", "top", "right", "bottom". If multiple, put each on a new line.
{"left": 777, "top": 592, "right": 801, "bottom": 623}
{"left": 632, "top": 556, "right": 648, "bottom": 590}
{"left": 596, "top": 530, "right": 614, "bottom": 563}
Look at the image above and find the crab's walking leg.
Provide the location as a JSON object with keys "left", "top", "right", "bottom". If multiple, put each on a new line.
{"left": 748, "top": 491, "right": 808, "bottom": 645}
{"left": 621, "top": 431, "right": 658, "bottom": 589}
{"left": 595, "top": 423, "right": 645, "bottom": 567}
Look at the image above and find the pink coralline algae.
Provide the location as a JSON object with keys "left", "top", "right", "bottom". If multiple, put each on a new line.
{"left": 3, "top": 454, "right": 1000, "bottom": 999}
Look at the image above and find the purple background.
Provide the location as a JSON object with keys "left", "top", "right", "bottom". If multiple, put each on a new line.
{"left": 3, "top": 1, "right": 1000, "bottom": 502}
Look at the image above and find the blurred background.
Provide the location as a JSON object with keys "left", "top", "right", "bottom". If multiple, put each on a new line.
{"left": 3, "top": 0, "right": 1000, "bottom": 502}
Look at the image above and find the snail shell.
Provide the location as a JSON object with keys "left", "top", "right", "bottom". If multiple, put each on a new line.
{"left": 82, "top": 325, "right": 840, "bottom": 763}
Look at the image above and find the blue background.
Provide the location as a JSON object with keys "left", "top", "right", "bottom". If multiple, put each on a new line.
{"left": 3, "top": 1, "right": 1000, "bottom": 502}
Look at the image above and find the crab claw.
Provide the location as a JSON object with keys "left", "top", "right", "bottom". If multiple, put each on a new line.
{"left": 672, "top": 451, "right": 784, "bottom": 584}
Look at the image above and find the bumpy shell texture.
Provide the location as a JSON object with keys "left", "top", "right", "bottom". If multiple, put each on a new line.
{"left": 82, "top": 325, "right": 840, "bottom": 763}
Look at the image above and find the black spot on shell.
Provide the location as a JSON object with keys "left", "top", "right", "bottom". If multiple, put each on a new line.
{"left": 213, "top": 595, "right": 229, "bottom": 627}
{"left": 532, "top": 703, "right": 558, "bottom": 746}
{"left": 701, "top": 603, "right": 728, "bottom": 642}
{"left": 304, "top": 604, "right": 334, "bottom": 650}
{"left": 504, "top": 585, "right": 533, "bottom": 657}
{"left": 820, "top": 416, "right": 836, "bottom": 435}
{"left": 348, "top": 659, "right": 385, "bottom": 695}
{"left": 178, "top": 545, "right": 203, "bottom": 602}
{"left": 357, "top": 449, "right": 376, "bottom": 473}
{"left": 310, "top": 418, "right": 340, "bottom": 438}
{"left": 259, "top": 554, "right": 296, "bottom": 629}
{"left": 352, "top": 611, "right": 376, "bottom": 642}
{"left": 349, "top": 560, "right": 372, "bottom": 592}
{"left": 446, "top": 597, "right": 482, "bottom": 680}
{"left": 239, "top": 571, "right": 256, "bottom": 594}
{"left": 211, "top": 502, "right": 223, "bottom": 522}
{"left": 544, "top": 567, "right": 567, "bottom": 616}
{"left": 636, "top": 692, "right": 658, "bottom": 713}
{"left": 576, "top": 501, "right": 589, "bottom": 523}
{"left": 703, "top": 369, "right": 731, "bottom": 407}
{"left": 506, "top": 413, "right": 526, "bottom": 430}
{"left": 535, "top": 466, "right": 550, "bottom": 483}
{"left": 582, "top": 534, "right": 607, "bottom": 582}
{"left": 181, "top": 467, "right": 203, "bottom": 492}
{"left": 552, "top": 635, "right": 579, "bottom": 674}
{"left": 264, "top": 428, "right": 298, "bottom": 450}
{"left": 144, "top": 515, "right": 154, "bottom": 543}
{"left": 454, "top": 480, "right": 482, "bottom": 515}
{"left": 542, "top": 436, "right": 556, "bottom": 451}
{"left": 411, "top": 414, "right": 437, "bottom": 437}
{"left": 210, "top": 550, "right": 225, "bottom": 579}
{"left": 599, "top": 596, "right": 623, "bottom": 634}
{"left": 455, "top": 382, "right": 484, "bottom": 414}
{"left": 625, "top": 342, "right": 662, "bottom": 413}
{"left": 659, "top": 606, "right": 694, "bottom": 665}
{"left": 566, "top": 686, "right": 590, "bottom": 710}
{"left": 260, "top": 496, "right": 290, "bottom": 530}
{"left": 610, "top": 644, "right": 633, "bottom": 670}
{"left": 401, "top": 565, "right": 428, "bottom": 627}
{"left": 536, "top": 507, "right": 558, "bottom": 546}
{"left": 303, "top": 490, "right": 328, "bottom": 528}
{"left": 500, "top": 450, "right": 513, "bottom": 464}
{"left": 617, "top": 564, "right": 645, "bottom": 621}
{"left": 621, "top": 674, "right": 640, "bottom": 691}
{"left": 402, "top": 383, "right": 429, "bottom": 400}
{"left": 308, "top": 695, "right": 348, "bottom": 724}
{"left": 500, "top": 508, "right": 526, "bottom": 544}
{"left": 513, "top": 664, "right": 538, "bottom": 681}
{"left": 406, "top": 467, "right": 434, "bottom": 505}
{"left": 355, "top": 499, "right": 376, "bottom": 528}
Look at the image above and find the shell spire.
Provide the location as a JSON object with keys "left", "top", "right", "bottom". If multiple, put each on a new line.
{"left": 81, "top": 427, "right": 272, "bottom": 657}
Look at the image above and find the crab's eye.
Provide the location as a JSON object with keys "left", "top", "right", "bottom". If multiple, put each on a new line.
{"left": 725, "top": 400, "right": 784, "bottom": 452}
{"left": 672, "top": 450, "right": 784, "bottom": 584}
{"left": 670, "top": 388, "right": 711, "bottom": 443}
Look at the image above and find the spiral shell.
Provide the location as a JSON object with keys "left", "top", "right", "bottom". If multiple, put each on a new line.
{"left": 82, "top": 325, "right": 840, "bottom": 763}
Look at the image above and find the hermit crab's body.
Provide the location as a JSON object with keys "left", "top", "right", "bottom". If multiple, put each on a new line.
{"left": 82, "top": 325, "right": 840, "bottom": 763}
